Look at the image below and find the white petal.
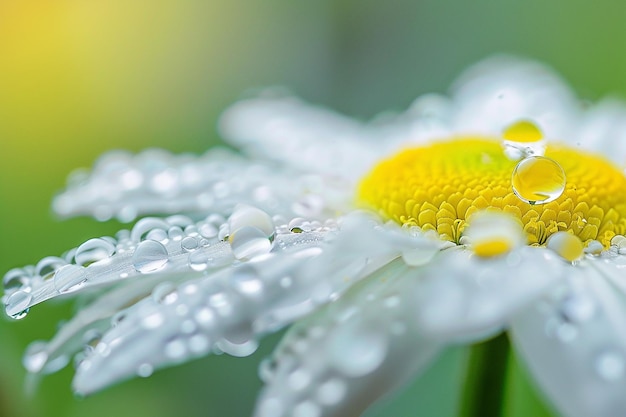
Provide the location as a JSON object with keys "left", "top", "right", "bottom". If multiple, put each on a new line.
{"left": 412, "top": 246, "right": 565, "bottom": 342}
{"left": 451, "top": 55, "right": 580, "bottom": 140}
{"left": 576, "top": 98, "right": 626, "bottom": 167}
{"left": 218, "top": 94, "right": 384, "bottom": 181}
{"left": 52, "top": 147, "right": 351, "bottom": 221}
{"left": 254, "top": 260, "right": 440, "bottom": 417}
{"left": 510, "top": 261, "right": 626, "bottom": 417}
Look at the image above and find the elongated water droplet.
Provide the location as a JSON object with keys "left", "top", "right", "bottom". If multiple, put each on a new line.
{"left": 5, "top": 290, "right": 33, "bottom": 319}
{"left": 75, "top": 238, "right": 116, "bottom": 266}
{"left": 229, "top": 226, "right": 273, "bottom": 260}
{"left": 53, "top": 265, "right": 88, "bottom": 293}
{"left": 132, "top": 240, "right": 169, "bottom": 273}
{"left": 511, "top": 156, "right": 565, "bottom": 205}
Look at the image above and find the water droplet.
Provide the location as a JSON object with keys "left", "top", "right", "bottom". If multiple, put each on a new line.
{"left": 188, "top": 251, "right": 209, "bottom": 271}
{"left": 53, "top": 265, "right": 87, "bottom": 293}
{"left": 132, "top": 240, "right": 169, "bottom": 273}
{"left": 35, "top": 256, "right": 67, "bottom": 278}
{"left": 229, "top": 226, "right": 273, "bottom": 260}
{"left": 228, "top": 205, "right": 275, "bottom": 238}
{"left": 328, "top": 324, "right": 388, "bottom": 377}
{"left": 596, "top": 350, "right": 625, "bottom": 381}
{"left": 401, "top": 247, "right": 438, "bottom": 266}
{"left": 142, "top": 312, "right": 165, "bottom": 329}
{"left": 164, "top": 339, "right": 187, "bottom": 360}
{"left": 167, "top": 226, "right": 184, "bottom": 241}
{"left": 511, "top": 156, "right": 566, "bottom": 205}
{"left": 257, "top": 398, "right": 284, "bottom": 417}
{"left": 218, "top": 224, "right": 230, "bottom": 241}
{"left": 293, "top": 401, "right": 321, "bottom": 417}
{"left": 289, "top": 218, "right": 311, "bottom": 233}
{"left": 288, "top": 368, "right": 312, "bottom": 391}
{"left": 82, "top": 329, "right": 102, "bottom": 347}
{"left": 152, "top": 282, "right": 178, "bottom": 304}
{"left": 198, "top": 223, "right": 218, "bottom": 239}
{"left": 316, "top": 378, "right": 347, "bottom": 406}
{"left": 547, "top": 232, "right": 583, "bottom": 262}
{"left": 502, "top": 120, "right": 546, "bottom": 160}
{"left": 74, "top": 238, "right": 116, "bottom": 266}
{"left": 194, "top": 307, "right": 215, "bottom": 328}
{"left": 5, "top": 290, "right": 33, "bottom": 319}
{"left": 130, "top": 218, "right": 170, "bottom": 242}
{"left": 561, "top": 293, "right": 595, "bottom": 323}
{"left": 230, "top": 267, "right": 264, "bottom": 296}
{"left": 3, "top": 268, "right": 30, "bottom": 291}
{"left": 146, "top": 228, "right": 168, "bottom": 243}
{"left": 137, "top": 363, "right": 153, "bottom": 377}
{"left": 181, "top": 236, "right": 199, "bottom": 252}
{"left": 215, "top": 338, "right": 258, "bottom": 357}
{"left": 188, "top": 334, "right": 210, "bottom": 354}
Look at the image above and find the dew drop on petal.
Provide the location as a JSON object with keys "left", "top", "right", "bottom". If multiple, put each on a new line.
{"left": 5, "top": 290, "right": 33, "bottom": 319}
{"left": 502, "top": 120, "right": 546, "bottom": 160}
{"left": 132, "top": 240, "right": 169, "bottom": 273}
{"left": 316, "top": 378, "right": 347, "bottom": 406}
{"left": 287, "top": 368, "right": 312, "bottom": 391}
{"left": 35, "top": 256, "right": 67, "bottom": 278}
{"left": 188, "top": 251, "right": 209, "bottom": 271}
{"left": 293, "top": 401, "right": 321, "bottom": 417}
{"left": 257, "top": 398, "right": 284, "bottom": 417}
{"left": 3, "top": 269, "right": 29, "bottom": 291}
{"left": 596, "top": 350, "right": 625, "bottom": 381}
{"left": 152, "top": 282, "right": 178, "bottom": 304}
{"left": 137, "top": 363, "right": 154, "bottom": 378}
{"left": 229, "top": 226, "right": 273, "bottom": 260}
{"left": 74, "top": 238, "right": 116, "bottom": 266}
{"left": 511, "top": 156, "right": 566, "bottom": 205}
{"left": 164, "top": 338, "right": 187, "bottom": 360}
{"left": 181, "top": 236, "right": 199, "bottom": 252}
{"left": 547, "top": 232, "right": 584, "bottom": 262}
{"left": 230, "top": 267, "right": 264, "bottom": 296}
{"left": 53, "top": 265, "right": 88, "bottom": 294}
{"left": 328, "top": 324, "right": 388, "bottom": 377}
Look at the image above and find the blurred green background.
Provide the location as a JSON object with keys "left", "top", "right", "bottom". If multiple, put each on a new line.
{"left": 1, "top": 1, "right": 625, "bottom": 416}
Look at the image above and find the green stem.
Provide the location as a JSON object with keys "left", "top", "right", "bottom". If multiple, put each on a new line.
{"left": 460, "top": 332, "right": 510, "bottom": 417}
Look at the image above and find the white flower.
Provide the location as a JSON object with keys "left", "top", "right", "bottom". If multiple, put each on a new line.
{"left": 5, "top": 55, "right": 626, "bottom": 417}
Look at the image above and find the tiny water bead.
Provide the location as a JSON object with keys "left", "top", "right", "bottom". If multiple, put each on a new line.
{"left": 511, "top": 156, "right": 566, "bottom": 205}
{"left": 358, "top": 139, "right": 626, "bottom": 246}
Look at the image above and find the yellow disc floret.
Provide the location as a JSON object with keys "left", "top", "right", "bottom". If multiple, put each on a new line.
{"left": 358, "top": 138, "right": 626, "bottom": 246}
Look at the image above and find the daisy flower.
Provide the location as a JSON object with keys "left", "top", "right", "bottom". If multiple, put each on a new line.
{"left": 5, "top": 55, "right": 626, "bottom": 417}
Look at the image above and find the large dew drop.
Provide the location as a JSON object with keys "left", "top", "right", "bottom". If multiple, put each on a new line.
{"left": 511, "top": 156, "right": 566, "bottom": 205}
{"left": 53, "top": 265, "right": 88, "bottom": 293}
{"left": 74, "top": 238, "right": 116, "bottom": 266}
{"left": 5, "top": 290, "right": 33, "bottom": 319}
{"left": 132, "top": 240, "right": 169, "bottom": 273}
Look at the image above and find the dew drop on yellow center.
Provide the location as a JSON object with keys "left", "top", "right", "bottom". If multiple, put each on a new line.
{"left": 358, "top": 138, "right": 626, "bottom": 246}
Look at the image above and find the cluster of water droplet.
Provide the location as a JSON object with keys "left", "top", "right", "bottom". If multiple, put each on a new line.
{"left": 2, "top": 205, "right": 339, "bottom": 322}
{"left": 52, "top": 148, "right": 337, "bottom": 223}
{"left": 254, "top": 258, "right": 442, "bottom": 417}
{"left": 503, "top": 120, "right": 567, "bottom": 205}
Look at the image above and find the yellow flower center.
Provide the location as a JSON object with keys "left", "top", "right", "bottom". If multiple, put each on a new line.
{"left": 358, "top": 138, "right": 626, "bottom": 246}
